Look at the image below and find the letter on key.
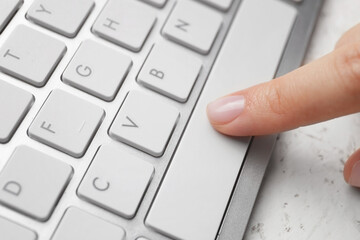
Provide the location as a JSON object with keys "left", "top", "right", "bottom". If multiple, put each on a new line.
{"left": 0, "top": 25, "right": 66, "bottom": 87}
{"left": 138, "top": 41, "right": 202, "bottom": 102}
{"left": 109, "top": 91, "right": 179, "bottom": 157}
{"left": 27, "top": 0, "right": 95, "bottom": 37}
{"left": 0, "top": 146, "right": 73, "bottom": 221}
{"left": 162, "top": 0, "right": 222, "bottom": 54}
{"left": 78, "top": 144, "right": 154, "bottom": 218}
{"left": 28, "top": 89, "right": 105, "bottom": 158}
{"left": 62, "top": 40, "right": 132, "bottom": 101}
{"left": 92, "top": 0, "right": 156, "bottom": 52}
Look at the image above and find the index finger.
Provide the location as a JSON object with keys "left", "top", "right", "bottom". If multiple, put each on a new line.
{"left": 207, "top": 42, "right": 360, "bottom": 136}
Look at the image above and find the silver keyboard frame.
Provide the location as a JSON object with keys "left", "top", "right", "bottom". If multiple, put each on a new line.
{"left": 0, "top": 0, "right": 324, "bottom": 239}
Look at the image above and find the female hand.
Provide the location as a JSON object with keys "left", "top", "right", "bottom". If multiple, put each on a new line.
{"left": 207, "top": 23, "right": 360, "bottom": 188}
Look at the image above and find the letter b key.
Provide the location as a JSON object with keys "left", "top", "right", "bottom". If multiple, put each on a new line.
{"left": 138, "top": 42, "right": 202, "bottom": 102}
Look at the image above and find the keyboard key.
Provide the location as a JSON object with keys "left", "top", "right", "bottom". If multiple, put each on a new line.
{"left": 197, "top": 0, "right": 233, "bottom": 11}
{"left": 0, "top": 0, "right": 22, "bottom": 33}
{"left": 92, "top": 0, "right": 156, "bottom": 52}
{"left": 137, "top": 238, "right": 150, "bottom": 240}
{"left": 140, "top": 0, "right": 167, "bottom": 8}
{"left": 109, "top": 91, "right": 179, "bottom": 157}
{"left": 146, "top": 0, "right": 297, "bottom": 239}
{"left": 0, "top": 216, "right": 37, "bottom": 240}
{"left": 27, "top": 0, "right": 94, "bottom": 37}
{"left": 0, "top": 80, "right": 34, "bottom": 143}
{"left": 137, "top": 42, "right": 202, "bottom": 102}
{"left": 62, "top": 40, "right": 132, "bottom": 101}
{"left": 78, "top": 144, "right": 154, "bottom": 218}
{"left": 52, "top": 207, "right": 125, "bottom": 240}
{"left": 0, "top": 25, "right": 66, "bottom": 87}
{"left": 162, "top": 0, "right": 222, "bottom": 54}
{"left": 28, "top": 89, "right": 104, "bottom": 158}
{"left": 0, "top": 146, "right": 73, "bottom": 221}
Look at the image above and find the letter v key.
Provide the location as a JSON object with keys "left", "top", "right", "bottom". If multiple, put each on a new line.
{"left": 122, "top": 116, "right": 138, "bottom": 128}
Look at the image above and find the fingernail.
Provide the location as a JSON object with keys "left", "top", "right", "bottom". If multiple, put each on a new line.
{"left": 207, "top": 95, "right": 245, "bottom": 124}
{"left": 349, "top": 161, "right": 360, "bottom": 187}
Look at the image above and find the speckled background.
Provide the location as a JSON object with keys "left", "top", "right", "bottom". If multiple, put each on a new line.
{"left": 244, "top": 0, "right": 360, "bottom": 239}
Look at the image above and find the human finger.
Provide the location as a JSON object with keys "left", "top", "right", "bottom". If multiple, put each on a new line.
{"left": 207, "top": 42, "right": 360, "bottom": 136}
{"left": 344, "top": 148, "right": 360, "bottom": 188}
{"left": 336, "top": 23, "right": 360, "bottom": 49}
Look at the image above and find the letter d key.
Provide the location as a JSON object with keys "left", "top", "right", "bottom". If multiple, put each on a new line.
{"left": 3, "top": 181, "right": 22, "bottom": 196}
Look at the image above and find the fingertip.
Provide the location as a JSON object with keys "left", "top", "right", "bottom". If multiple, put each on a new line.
{"left": 206, "top": 95, "right": 245, "bottom": 125}
{"left": 335, "top": 23, "right": 360, "bottom": 49}
{"left": 344, "top": 149, "right": 360, "bottom": 187}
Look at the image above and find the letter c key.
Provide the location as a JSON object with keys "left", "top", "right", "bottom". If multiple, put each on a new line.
{"left": 92, "top": 177, "right": 110, "bottom": 191}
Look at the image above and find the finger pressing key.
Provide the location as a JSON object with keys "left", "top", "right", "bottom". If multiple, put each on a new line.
{"left": 207, "top": 41, "right": 360, "bottom": 136}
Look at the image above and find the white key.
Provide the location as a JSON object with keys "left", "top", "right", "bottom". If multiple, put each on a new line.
{"left": 92, "top": 0, "right": 156, "bottom": 52}
{"left": 137, "top": 42, "right": 202, "bottom": 102}
{"left": 27, "top": 0, "right": 94, "bottom": 37}
{"left": 0, "top": 80, "right": 34, "bottom": 143}
{"left": 78, "top": 144, "right": 154, "bottom": 218}
{"left": 0, "top": 25, "right": 66, "bottom": 87}
{"left": 28, "top": 89, "right": 104, "bottom": 158}
{"left": 0, "top": 146, "right": 73, "bottom": 221}
{"left": 146, "top": 0, "right": 297, "bottom": 239}
{"left": 109, "top": 91, "right": 179, "bottom": 157}
{"left": 197, "top": 0, "right": 233, "bottom": 11}
{"left": 0, "top": 216, "right": 37, "bottom": 240}
{"left": 162, "top": 0, "right": 222, "bottom": 54}
{"left": 0, "top": 0, "right": 22, "bottom": 33}
{"left": 63, "top": 40, "right": 132, "bottom": 101}
{"left": 140, "top": 0, "right": 167, "bottom": 8}
{"left": 137, "top": 238, "right": 150, "bottom": 240}
{"left": 52, "top": 207, "right": 125, "bottom": 240}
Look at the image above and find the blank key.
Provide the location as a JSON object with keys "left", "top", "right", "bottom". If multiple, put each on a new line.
{"left": 146, "top": 0, "right": 296, "bottom": 239}
{"left": 138, "top": 42, "right": 202, "bottom": 102}
{"left": 0, "top": 0, "right": 23, "bottom": 33}
{"left": 27, "top": 0, "right": 94, "bottom": 37}
{"left": 92, "top": 0, "right": 156, "bottom": 52}
{"left": 0, "top": 80, "right": 34, "bottom": 143}
{"left": 78, "top": 144, "right": 154, "bottom": 218}
{"left": 63, "top": 40, "right": 132, "bottom": 101}
{"left": 162, "top": 0, "right": 222, "bottom": 54}
{"left": 0, "top": 216, "right": 37, "bottom": 240}
{"left": 52, "top": 207, "right": 125, "bottom": 240}
{"left": 0, "top": 25, "right": 66, "bottom": 87}
{"left": 0, "top": 146, "right": 73, "bottom": 221}
{"left": 28, "top": 89, "right": 104, "bottom": 158}
{"left": 140, "top": 0, "right": 167, "bottom": 8}
{"left": 109, "top": 91, "right": 179, "bottom": 157}
{"left": 197, "top": 0, "right": 233, "bottom": 11}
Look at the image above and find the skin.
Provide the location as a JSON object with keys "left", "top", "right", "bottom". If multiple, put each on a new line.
{"left": 207, "top": 23, "right": 360, "bottom": 186}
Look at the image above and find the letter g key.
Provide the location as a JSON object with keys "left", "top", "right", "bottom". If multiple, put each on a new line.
{"left": 76, "top": 65, "right": 92, "bottom": 77}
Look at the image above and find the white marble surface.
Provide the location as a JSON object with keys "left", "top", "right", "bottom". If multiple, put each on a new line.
{"left": 244, "top": 0, "right": 360, "bottom": 239}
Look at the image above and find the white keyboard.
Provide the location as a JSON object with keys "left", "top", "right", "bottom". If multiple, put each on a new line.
{"left": 0, "top": 0, "right": 297, "bottom": 239}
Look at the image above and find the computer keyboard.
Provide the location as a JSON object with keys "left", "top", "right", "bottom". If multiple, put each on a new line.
{"left": 0, "top": 0, "right": 305, "bottom": 239}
